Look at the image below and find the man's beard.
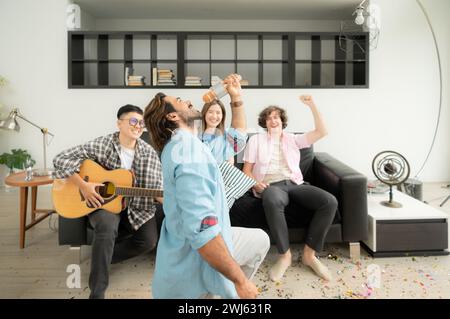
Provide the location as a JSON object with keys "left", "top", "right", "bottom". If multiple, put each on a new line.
{"left": 179, "top": 108, "right": 202, "bottom": 126}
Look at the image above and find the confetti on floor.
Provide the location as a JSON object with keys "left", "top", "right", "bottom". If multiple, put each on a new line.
{"left": 253, "top": 243, "right": 450, "bottom": 299}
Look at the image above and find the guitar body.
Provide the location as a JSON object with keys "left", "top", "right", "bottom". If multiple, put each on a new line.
{"left": 52, "top": 160, "right": 133, "bottom": 218}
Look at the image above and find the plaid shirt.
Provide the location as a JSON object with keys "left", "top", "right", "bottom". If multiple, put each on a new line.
{"left": 53, "top": 132, "right": 163, "bottom": 230}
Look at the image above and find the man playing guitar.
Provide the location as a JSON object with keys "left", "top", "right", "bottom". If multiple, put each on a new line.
{"left": 53, "top": 104, "right": 163, "bottom": 299}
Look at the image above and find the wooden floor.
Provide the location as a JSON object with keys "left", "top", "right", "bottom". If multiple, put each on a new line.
{"left": 0, "top": 183, "right": 449, "bottom": 299}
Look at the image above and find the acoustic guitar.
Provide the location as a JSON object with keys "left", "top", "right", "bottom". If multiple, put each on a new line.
{"left": 52, "top": 159, "right": 163, "bottom": 218}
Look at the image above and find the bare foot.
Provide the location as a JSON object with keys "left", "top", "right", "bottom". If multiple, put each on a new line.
{"left": 269, "top": 251, "right": 292, "bottom": 282}
{"left": 303, "top": 257, "right": 332, "bottom": 281}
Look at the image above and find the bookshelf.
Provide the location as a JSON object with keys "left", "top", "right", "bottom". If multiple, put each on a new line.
{"left": 68, "top": 31, "right": 369, "bottom": 89}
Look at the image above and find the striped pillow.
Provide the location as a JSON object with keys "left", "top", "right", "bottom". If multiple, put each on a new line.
{"left": 218, "top": 160, "right": 256, "bottom": 209}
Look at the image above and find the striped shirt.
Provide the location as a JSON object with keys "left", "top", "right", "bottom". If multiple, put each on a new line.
{"left": 52, "top": 132, "right": 163, "bottom": 230}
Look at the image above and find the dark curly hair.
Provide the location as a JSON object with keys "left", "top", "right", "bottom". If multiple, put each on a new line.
{"left": 258, "top": 106, "right": 288, "bottom": 129}
{"left": 143, "top": 92, "right": 178, "bottom": 153}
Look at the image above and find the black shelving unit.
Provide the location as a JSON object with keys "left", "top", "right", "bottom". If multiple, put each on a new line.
{"left": 68, "top": 31, "right": 369, "bottom": 89}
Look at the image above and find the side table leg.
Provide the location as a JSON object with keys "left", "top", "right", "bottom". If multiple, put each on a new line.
{"left": 19, "top": 187, "right": 29, "bottom": 249}
{"left": 349, "top": 242, "right": 360, "bottom": 260}
{"left": 31, "top": 186, "right": 37, "bottom": 222}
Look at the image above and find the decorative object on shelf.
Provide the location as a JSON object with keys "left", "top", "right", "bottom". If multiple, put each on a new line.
{"left": 0, "top": 108, "right": 54, "bottom": 176}
{"left": 372, "top": 150, "right": 410, "bottom": 208}
{"left": 0, "top": 149, "right": 35, "bottom": 175}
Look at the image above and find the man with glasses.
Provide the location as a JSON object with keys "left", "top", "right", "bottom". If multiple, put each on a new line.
{"left": 53, "top": 104, "right": 163, "bottom": 299}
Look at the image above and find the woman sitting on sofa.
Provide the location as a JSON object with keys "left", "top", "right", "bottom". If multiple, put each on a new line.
{"left": 200, "top": 75, "right": 256, "bottom": 209}
{"left": 200, "top": 73, "right": 247, "bottom": 165}
{"left": 242, "top": 95, "right": 337, "bottom": 282}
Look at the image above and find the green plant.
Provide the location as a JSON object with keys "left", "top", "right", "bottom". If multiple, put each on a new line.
{"left": 0, "top": 75, "right": 7, "bottom": 87}
{"left": 0, "top": 149, "right": 35, "bottom": 172}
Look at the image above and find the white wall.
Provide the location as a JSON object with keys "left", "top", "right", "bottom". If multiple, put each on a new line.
{"left": 0, "top": 0, "right": 449, "bottom": 186}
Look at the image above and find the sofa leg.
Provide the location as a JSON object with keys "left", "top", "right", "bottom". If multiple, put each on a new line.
{"left": 349, "top": 242, "right": 360, "bottom": 260}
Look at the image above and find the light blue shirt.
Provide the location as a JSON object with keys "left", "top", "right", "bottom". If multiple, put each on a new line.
{"left": 200, "top": 128, "right": 247, "bottom": 164}
{"left": 152, "top": 129, "right": 237, "bottom": 299}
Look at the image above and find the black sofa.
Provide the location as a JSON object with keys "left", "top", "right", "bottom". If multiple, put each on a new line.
{"left": 58, "top": 132, "right": 368, "bottom": 257}
{"left": 229, "top": 137, "right": 368, "bottom": 257}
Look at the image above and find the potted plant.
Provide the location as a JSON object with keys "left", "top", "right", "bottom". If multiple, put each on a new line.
{"left": 0, "top": 149, "right": 35, "bottom": 174}
{"left": 0, "top": 75, "right": 7, "bottom": 87}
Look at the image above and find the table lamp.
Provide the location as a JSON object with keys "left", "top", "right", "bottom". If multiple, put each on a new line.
{"left": 0, "top": 108, "right": 54, "bottom": 176}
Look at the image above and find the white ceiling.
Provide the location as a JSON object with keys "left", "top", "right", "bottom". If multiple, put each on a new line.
{"left": 74, "top": 0, "right": 363, "bottom": 20}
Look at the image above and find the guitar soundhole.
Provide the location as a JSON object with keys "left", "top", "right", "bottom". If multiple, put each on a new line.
{"left": 97, "top": 182, "right": 115, "bottom": 199}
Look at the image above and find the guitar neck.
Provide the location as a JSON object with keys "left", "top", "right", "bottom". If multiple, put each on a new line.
{"left": 115, "top": 187, "right": 163, "bottom": 198}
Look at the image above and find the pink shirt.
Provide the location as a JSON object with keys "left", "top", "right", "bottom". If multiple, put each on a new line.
{"left": 243, "top": 132, "right": 311, "bottom": 186}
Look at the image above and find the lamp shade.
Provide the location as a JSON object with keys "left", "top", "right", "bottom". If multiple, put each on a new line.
{"left": 0, "top": 108, "right": 54, "bottom": 176}
{"left": 0, "top": 110, "right": 20, "bottom": 132}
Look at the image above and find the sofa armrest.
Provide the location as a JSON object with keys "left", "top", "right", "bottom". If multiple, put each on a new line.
{"left": 313, "top": 152, "right": 368, "bottom": 242}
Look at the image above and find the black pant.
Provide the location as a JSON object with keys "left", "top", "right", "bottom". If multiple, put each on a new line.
{"left": 87, "top": 205, "right": 163, "bottom": 299}
{"left": 261, "top": 180, "right": 337, "bottom": 254}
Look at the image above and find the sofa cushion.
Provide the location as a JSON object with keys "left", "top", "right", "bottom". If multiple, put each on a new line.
{"left": 229, "top": 191, "right": 315, "bottom": 229}
{"left": 230, "top": 188, "right": 340, "bottom": 225}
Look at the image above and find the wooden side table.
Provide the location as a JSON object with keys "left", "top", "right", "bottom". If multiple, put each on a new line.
{"left": 5, "top": 172, "right": 54, "bottom": 249}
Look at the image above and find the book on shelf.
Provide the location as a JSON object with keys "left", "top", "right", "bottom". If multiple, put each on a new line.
{"left": 158, "top": 80, "right": 175, "bottom": 84}
{"left": 151, "top": 68, "right": 177, "bottom": 86}
{"left": 185, "top": 75, "right": 202, "bottom": 86}
{"left": 157, "top": 69, "right": 173, "bottom": 73}
{"left": 157, "top": 69, "right": 176, "bottom": 85}
{"left": 124, "top": 67, "right": 134, "bottom": 86}
{"left": 128, "top": 75, "right": 145, "bottom": 80}
{"left": 127, "top": 74, "right": 146, "bottom": 86}
{"left": 152, "top": 67, "right": 157, "bottom": 86}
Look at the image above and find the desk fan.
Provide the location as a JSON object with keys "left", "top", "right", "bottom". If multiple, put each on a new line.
{"left": 372, "top": 151, "right": 410, "bottom": 208}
